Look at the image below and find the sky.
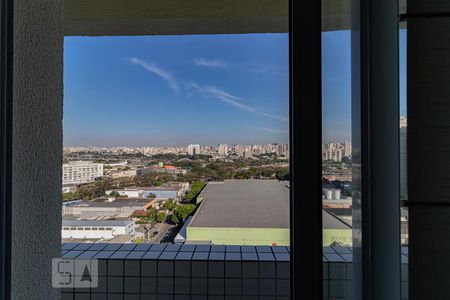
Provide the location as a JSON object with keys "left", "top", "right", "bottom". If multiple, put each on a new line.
{"left": 63, "top": 30, "right": 406, "bottom": 147}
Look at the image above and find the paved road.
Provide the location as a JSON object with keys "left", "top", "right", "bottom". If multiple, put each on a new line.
{"left": 151, "top": 222, "right": 175, "bottom": 243}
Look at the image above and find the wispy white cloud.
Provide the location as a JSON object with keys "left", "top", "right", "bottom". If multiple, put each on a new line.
{"left": 187, "top": 83, "right": 288, "bottom": 122}
{"left": 251, "top": 66, "right": 288, "bottom": 77}
{"left": 193, "top": 58, "right": 228, "bottom": 70}
{"left": 256, "top": 127, "right": 289, "bottom": 134}
{"left": 128, "top": 57, "right": 179, "bottom": 92}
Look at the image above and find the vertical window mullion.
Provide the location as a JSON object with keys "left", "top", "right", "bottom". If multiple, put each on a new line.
{"left": 290, "top": 0, "right": 323, "bottom": 299}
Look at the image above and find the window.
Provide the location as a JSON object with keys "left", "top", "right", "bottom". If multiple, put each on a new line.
{"left": 63, "top": 32, "right": 290, "bottom": 247}
{"left": 321, "top": 2, "right": 353, "bottom": 298}
{"left": 0, "top": 1, "right": 414, "bottom": 299}
{"left": 399, "top": 7, "right": 408, "bottom": 299}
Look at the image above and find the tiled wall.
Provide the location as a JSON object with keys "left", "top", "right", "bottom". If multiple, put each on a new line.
{"left": 60, "top": 244, "right": 408, "bottom": 300}
{"left": 61, "top": 244, "right": 290, "bottom": 300}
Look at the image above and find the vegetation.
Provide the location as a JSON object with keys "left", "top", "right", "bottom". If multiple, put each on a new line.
{"left": 185, "top": 181, "right": 206, "bottom": 201}
{"left": 134, "top": 237, "right": 144, "bottom": 244}
{"left": 134, "top": 208, "right": 167, "bottom": 224}
{"left": 63, "top": 154, "right": 291, "bottom": 201}
{"left": 62, "top": 192, "right": 79, "bottom": 201}
{"left": 322, "top": 160, "right": 351, "bottom": 174}
{"left": 172, "top": 204, "right": 196, "bottom": 224}
{"left": 163, "top": 199, "right": 177, "bottom": 211}
{"left": 108, "top": 191, "right": 120, "bottom": 197}
{"left": 146, "top": 193, "right": 156, "bottom": 199}
{"left": 155, "top": 212, "right": 167, "bottom": 223}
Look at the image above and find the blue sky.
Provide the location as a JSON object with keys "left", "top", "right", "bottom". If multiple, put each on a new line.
{"left": 64, "top": 30, "right": 406, "bottom": 147}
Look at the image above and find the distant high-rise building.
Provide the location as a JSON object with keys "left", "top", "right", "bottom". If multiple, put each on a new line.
{"left": 188, "top": 144, "right": 201, "bottom": 156}
{"left": 218, "top": 144, "right": 228, "bottom": 156}
{"left": 277, "top": 144, "right": 289, "bottom": 157}
{"left": 400, "top": 117, "right": 407, "bottom": 198}
{"left": 243, "top": 151, "right": 254, "bottom": 159}
{"left": 344, "top": 141, "right": 352, "bottom": 157}
{"left": 400, "top": 116, "right": 407, "bottom": 128}
{"left": 62, "top": 161, "right": 103, "bottom": 185}
{"left": 335, "top": 149, "right": 343, "bottom": 162}
{"left": 326, "top": 149, "right": 333, "bottom": 161}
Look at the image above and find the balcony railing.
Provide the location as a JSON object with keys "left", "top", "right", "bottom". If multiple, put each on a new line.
{"left": 60, "top": 243, "right": 408, "bottom": 299}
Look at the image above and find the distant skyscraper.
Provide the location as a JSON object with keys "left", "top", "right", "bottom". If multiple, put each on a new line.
{"left": 218, "top": 144, "right": 228, "bottom": 156}
{"left": 188, "top": 144, "right": 201, "bottom": 156}
{"left": 400, "top": 116, "right": 407, "bottom": 128}
{"left": 243, "top": 150, "right": 253, "bottom": 159}
{"left": 335, "top": 149, "right": 343, "bottom": 162}
{"left": 344, "top": 141, "right": 352, "bottom": 157}
{"left": 277, "top": 144, "right": 289, "bottom": 157}
{"left": 400, "top": 117, "right": 407, "bottom": 198}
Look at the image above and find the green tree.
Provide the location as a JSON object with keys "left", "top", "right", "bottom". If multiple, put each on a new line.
{"left": 134, "top": 237, "right": 144, "bottom": 244}
{"left": 155, "top": 212, "right": 167, "bottom": 223}
{"left": 147, "top": 193, "right": 156, "bottom": 199}
{"left": 95, "top": 178, "right": 113, "bottom": 195}
{"left": 172, "top": 204, "right": 196, "bottom": 224}
{"left": 163, "top": 199, "right": 177, "bottom": 211}
{"left": 185, "top": 181, "right": 206, "bottom": 202}
{"left": 109, "top": 191, "right": 120, "bottom": 197}
{"left": 62, "top": 192, "right": 79, "bottom": 201}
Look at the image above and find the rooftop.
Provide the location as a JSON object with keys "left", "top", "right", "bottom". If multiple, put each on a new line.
{"left": 62, "top": 220, "right": 134, "bottom": 227}
{"left": 190, "top": 180, "right": 289, "bottom": 228}
{"left": 70, "top": 198, "right": 152, "bottom": 208}
{"left": 189, "top": 179, "right": 350, "bottom": 230}
{"left": 123, "top": 186, "right": 181, "bottom": 191}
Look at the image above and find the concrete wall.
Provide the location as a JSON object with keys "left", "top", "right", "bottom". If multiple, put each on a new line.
{"left": 63, "top": 0, "right": 407, "bottom": 36}
{"left": 186, "top": 227, "right": 290, "bottom": 246}
{"left": 12, "top": 0, "right": 63, "bottom": 299}
{"left": 408, "top": 1, "right": 450, "bottom": 298}
{"left": 64, "top": 0, "right": 289, "bottom": 36}
{"left": 323, "top": 229, "right": 352, "bottom": 247}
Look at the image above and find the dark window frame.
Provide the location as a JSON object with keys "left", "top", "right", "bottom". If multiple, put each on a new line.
{"left": 0, "top": 0, "right": 324, "bottom": 299}
{"left": 290, "top": 0, "right": 323, "bottom": 299}
{"left": 0, "top": 0, "right": 402, "bottom": 299}
{"left": 0, "top": 0, "right": 14, "bottom": 299}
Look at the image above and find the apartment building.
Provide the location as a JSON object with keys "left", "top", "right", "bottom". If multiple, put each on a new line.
{"left": 62, "top": 161, "right": 104, "bottom": 185}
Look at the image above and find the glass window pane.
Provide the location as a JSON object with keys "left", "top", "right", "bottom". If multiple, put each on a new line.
{"left": 322, "top": 1, "right": 353, "bottom": 299}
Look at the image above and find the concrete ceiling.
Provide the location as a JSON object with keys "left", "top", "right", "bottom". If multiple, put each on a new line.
{"left": 64, "top": 0, "right": 406, "bottom": 36}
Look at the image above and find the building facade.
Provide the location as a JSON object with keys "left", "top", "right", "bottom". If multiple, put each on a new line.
{"left": 218, "top": 144, "right": 228, "bottom": 156}
{"left": 61, "top": 220, "right": 135, "bottom": 240}
{"left": 188, "top": 144, "right": 201, "bottom": 156}
{"left": 62, "top": 161, "right": 104, "bottom": 185}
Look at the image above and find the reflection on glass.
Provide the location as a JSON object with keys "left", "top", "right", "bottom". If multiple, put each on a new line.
{"left": 322, "top": 29, "right": 352, "bottom": 247}
{"left": 400, "top": 26, "right": 408, "bottom": 300}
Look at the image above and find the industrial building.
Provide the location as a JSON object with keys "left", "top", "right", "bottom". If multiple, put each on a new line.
{"left": 106, "top": 183, "right": 189, "bottom": 200}
{"left": 62, "top": 197, "right": 155, "bottom": 219}
{"left": 61, "top": 220, "right": 135, "bottom": 241}
{"left": 186, "top": 180, "right": 351, "bottom": 246}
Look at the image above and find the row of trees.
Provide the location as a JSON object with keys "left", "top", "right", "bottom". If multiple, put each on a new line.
{"left": 185, "top": 181, "right": 206, "bottom": 201}
{"left": 172, "top": 204, "right": 196, "bottom": 224}
{"left": 134, "top": 207, "right": 167, "bottom": 224}
{"left": 63, "top": 192, "right": 79, "bottom": 201}
{"left": 162, "top": 198, "right": 196, "bottom": 225}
